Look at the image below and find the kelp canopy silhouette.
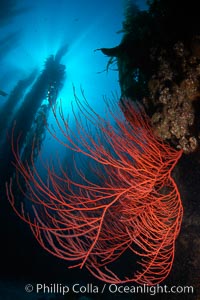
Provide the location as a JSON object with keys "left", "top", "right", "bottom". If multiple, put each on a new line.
{"left": 6, "top": 93, "right": 183, "bottom": 285}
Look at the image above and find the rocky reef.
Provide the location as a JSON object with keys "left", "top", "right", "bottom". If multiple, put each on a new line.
{"left": 101, "top": 0, "right": 200, "bottom": 154}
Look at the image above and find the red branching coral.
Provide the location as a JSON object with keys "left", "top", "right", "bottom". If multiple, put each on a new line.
{"left": 6, "top": 95, "right": 183, "bottom": 285}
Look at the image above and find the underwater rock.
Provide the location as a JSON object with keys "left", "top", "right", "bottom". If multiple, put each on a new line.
{"left": 143, "top": 40, "right": 200, "bottom": 154}
{"left": 100, "top": 0, "right": 200, "bottom": 154}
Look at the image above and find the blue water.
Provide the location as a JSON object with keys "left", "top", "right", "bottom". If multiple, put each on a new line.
{"left": 0, "top": 0, "right": 147, "bottom": 169}
{"left": 1, "top": 0, "right": 123, "bottom": 107}
{"left": 1, "top": 0, "right": 124, "bottom": 167}
{"left": 0, "top": 0, "right": 147, "bottom": 106}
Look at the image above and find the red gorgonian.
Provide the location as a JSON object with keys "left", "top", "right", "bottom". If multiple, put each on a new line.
{"left": 6, "top": 95, "right": 183, "bottom": 285}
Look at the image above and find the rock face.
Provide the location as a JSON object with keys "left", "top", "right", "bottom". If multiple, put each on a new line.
{"left": 144, "top": 39, "right": 200, "bottom": 154}
{"left": 102, "top": 36, "right": 200, "bottom": 154}
{"left": 101, "top": 1, "right": 200, "bottom": 154}
{"left": 170, "top": 153, "right": 200, "bottom": 299}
